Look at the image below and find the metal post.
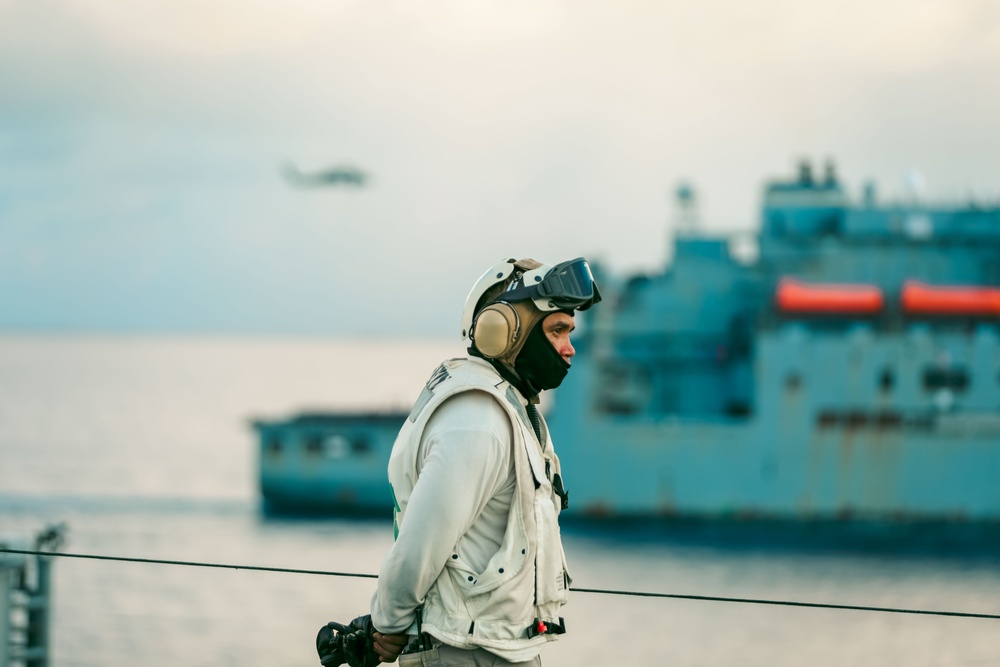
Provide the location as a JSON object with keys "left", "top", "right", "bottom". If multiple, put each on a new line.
{"left": 24, "top": 553, "right": 51, "bottom": 667}
{"left": 1, "top": 524, "right": 64, "bottom": 667}
{"left": 1, "top": 552, "right": 18, "bottom": 667}
{"left": 1, "top": 541, "right": 29, "bottom": 667}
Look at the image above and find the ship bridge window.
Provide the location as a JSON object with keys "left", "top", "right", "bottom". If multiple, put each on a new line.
{"left": 816, "top": 410, "right": 837, "bottom": 428}
{"left": 305, "top": 435, "right": 324, "bottom": 456}
{"left": 875, "top": 411, "right": 903, "bottom": 428}
{"left": 815, "top": 409, "right": 903, "bottom": 429}
{"left": 922, "top": 366, "right": 969, "bottom": 392}
{"left": 724, "top": 400, "right": 751, "bottom": 418}
{"left": 845, "top": 410, "right": 868, "bottom": 428}
{"left": 879, "top": 367, "right": 895, "bottom": 393}
{"left": 351, "top": 436, "right": 373, "bottom": 454}
{"left": 265, "top": 436, "right": 283, "bottom": 458}
{"left": 784, "top": 372, "right": 802, "bottom": 392}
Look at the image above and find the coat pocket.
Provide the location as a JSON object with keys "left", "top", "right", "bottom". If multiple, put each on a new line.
{"left": 533, "top": 494, "right": 570, "bottom": 606}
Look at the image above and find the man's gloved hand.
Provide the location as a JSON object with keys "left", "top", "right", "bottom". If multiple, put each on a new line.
{"left": 316, "top": 614, "right": 407, "bottom": 667}
{"left": 316, "top": 620, "right": 348, "bottom": 667}
{"left": 316, "top": 614, "right": 377, "bottom": 667}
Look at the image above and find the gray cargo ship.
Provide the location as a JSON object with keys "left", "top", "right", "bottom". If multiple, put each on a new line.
{"left": 254, "top": 162, "right": 1000, "bottom": 524}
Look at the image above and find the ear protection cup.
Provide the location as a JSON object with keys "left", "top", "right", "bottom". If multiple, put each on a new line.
{"left": 471, "top": 302, "right": 520, "bottom": 359}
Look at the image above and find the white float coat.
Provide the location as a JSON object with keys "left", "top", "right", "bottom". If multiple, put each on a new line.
{"left": 371, "top": 357, "right": 569, "bottom": 662}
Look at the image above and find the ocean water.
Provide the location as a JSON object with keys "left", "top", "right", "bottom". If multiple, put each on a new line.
{"left": 1, "top": 334, "right": 998, "bottom": 667}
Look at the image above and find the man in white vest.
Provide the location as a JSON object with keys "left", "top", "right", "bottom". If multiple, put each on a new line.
{"left": 363, "top": 257, "right": 602, "bottom": 667}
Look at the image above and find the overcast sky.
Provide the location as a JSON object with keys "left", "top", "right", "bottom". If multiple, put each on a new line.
{"left": 1, "top": 0, "right": 998, "bottom": 338}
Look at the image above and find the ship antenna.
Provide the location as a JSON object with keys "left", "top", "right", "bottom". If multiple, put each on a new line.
{"left": 673, "top": 181, "right": 700, "bottom": 237}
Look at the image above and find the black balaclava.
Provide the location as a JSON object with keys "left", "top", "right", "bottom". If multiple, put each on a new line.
{"left": 513, "top": 318, "right": 570, "bottom": 396}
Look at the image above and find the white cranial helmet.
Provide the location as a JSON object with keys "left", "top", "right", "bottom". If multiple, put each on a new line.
{"left": 460, "top": 256, "right": 601, "bottom": 362}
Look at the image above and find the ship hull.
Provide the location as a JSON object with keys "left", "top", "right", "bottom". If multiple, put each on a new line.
{"left": 254, "top": 410, "right": 1000, "bottom": 522}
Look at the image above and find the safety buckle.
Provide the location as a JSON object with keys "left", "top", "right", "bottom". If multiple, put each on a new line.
{"left": 525, "top": 617, "right": 566, "bottom": 639}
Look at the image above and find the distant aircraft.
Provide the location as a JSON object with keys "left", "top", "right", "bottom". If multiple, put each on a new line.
{"left": 281, "top": 162, "right": 369, "bottom": 188}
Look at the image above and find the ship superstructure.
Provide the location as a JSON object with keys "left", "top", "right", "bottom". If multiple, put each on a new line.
{"left": 552, "top": 161, "right": 1000, "bottom": 519}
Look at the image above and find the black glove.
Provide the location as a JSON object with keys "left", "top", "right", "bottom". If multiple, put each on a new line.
{"left": 316, "top": 614, "right": 380, "bottom": 667}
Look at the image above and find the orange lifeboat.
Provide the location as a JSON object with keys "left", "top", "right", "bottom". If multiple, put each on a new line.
{"left": 901, "top": 281, "right": 1000, "bottom": 316}
{"left": 776, "top": 278, "right": 884, "bottom": 315}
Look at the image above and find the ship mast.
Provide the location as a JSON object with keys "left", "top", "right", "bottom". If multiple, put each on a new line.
{"left": 673, "top": 181, "right": 700, "bottom": 238}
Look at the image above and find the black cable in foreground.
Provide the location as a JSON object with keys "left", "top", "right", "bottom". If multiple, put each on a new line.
{"left": 0, "top": 547, "right": 377, "bottom": 580}
{"left": 2, "top": 547, "right": 998, "bottom": 621}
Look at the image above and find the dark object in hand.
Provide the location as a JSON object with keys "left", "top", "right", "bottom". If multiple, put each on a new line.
{"left": 316, "top": 614, "right": 380, "bottom": 667}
